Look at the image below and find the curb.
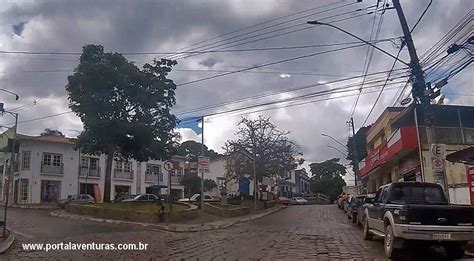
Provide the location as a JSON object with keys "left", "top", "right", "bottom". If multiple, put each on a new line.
{"left": 50, "top": 205, "right": 286, "bottom": 232}
{"left": 0, "top": 203, "right": 59, "bottom": 210}
{"left": 0, "top": 233, "right": 15, "bottom": 254}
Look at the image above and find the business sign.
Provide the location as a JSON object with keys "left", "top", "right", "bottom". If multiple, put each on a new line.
{"left": 198, "top": 156, "right": 210, "bottom": 173}
{"left": 467, "top": 167, "right": 474, "bottom": 206}
{"left": 431, "top": 144, "right": 446, "bottom": 159}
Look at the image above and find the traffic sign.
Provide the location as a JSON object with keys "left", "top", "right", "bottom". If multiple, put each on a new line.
{"left": 163, "top": 161, "right": 174, "bottom": 172}
{"left": 432, "top": 159, "right": 444, "bottom": 171}
{"left": 198, "top": 156, "right": 210, "bottom": 173}
{"left": 430, "top": 144, "right": 446, "bottom": 159}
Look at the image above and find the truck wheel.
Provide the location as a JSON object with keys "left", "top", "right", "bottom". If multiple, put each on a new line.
{"left": 363, "top": 218, "right": 373, "bottom": 240}
{"left": 351, "top": 213, "right": 357, "bottom": 223}
{"left": 445, "top": 243, "right": 465, "bottom": 259}
{"left": 384, "top": 225, "right": 401, "bottom": 259}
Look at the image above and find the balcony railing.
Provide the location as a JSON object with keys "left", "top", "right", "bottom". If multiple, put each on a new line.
{"left": 80, "top": 166, "right": 101, "bottom": 178}
{"left": 41, "top": 162, "right": 64, "bottom": 175}
{"left": 114, "top": 169, "right": 133, "bottom": 180}
{"left": 145, "top": 174, "right": 159, "bottom": 183}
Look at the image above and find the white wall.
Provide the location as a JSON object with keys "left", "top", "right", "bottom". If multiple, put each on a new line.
{"left": 18, "top": 140, "right": 80, "bottom": 204}
{"left": 448, "top": 187, "right": 471, "bottom": 205}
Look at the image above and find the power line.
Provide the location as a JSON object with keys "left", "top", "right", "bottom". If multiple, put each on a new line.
{"left": 177, "top": 43, "right": 368, "bottom": 87}
{"left": 349, "top": 2, "right": 386, "bottom": 118}
{"left": 165, "top": 1, "right": 348, "bottom": 59}
{"left": 362, "top": 46, "right": 403, "bottom": 126}
{"left": 0, "top": 37, "right": 398, "bottom": 58}
{"left": 410, "top": 0, "right": 433, "bottom": 33}
{"left": 174, "top": 10, "right": 369, "bottom": 60}
{"left": 168, "top": 2, "right": 358, "bottom": 60}
{"left": 176, "top": 68, "right": 410, "bottom": 116}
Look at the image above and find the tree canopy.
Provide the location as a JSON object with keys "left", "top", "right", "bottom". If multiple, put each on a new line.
{"left": 346, "top": 125, "right": 371, "bottom": 172}
{"left": 66, "top": 44, "right": 179, "bottom": 201}
{"left": 225, "top": 116, "right": 302, "bottom": 182}
{"left": 310, "top": 158, "right": 347, "bottom": 202}
{"left": 40, "top": 128, "right": 65, "bottom": 137}
{"left": 175, "top": 140, "right": 220, "bottom": 160}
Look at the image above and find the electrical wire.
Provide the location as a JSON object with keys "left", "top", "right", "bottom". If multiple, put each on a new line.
{"left": 362, "top": 46, "right": 403, "bottom": 126}
{"left": 165, "top": 1, "right": 349, "bottom": 59}
{"left": 410, "top": 0, "right": 433, "bottom": 33}
{"left": 168, "top": 1, "right": 358, "bottom": 60}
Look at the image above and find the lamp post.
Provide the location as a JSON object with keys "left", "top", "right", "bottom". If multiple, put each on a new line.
{"left": 0, "top": 105, "right": 18, "bottom": 237}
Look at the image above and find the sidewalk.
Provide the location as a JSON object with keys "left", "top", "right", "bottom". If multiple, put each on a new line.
{"left": 50, "top": 205, "right": 286, "bottom": 232}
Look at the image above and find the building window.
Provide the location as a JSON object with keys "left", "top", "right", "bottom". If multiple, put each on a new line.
{"left": 90, "top": 158, "right": 98, "bottom": 170}
{"left": 146, "top": 164, "right": 160, "bottom": 175}
{"left": 82, "top": 157, "right": 99, "bottom": 169}
{"left": 43, "top": 153, "right": 62, "bottom": 166}
{"left": 19, "top": 179, "right": 29, "bottom": 202}
{"left": 22, "top": 151, "right": 31, "bottom": 170}
{"left": 81, "top": 157, "right": 89, "bottom": 168}
{"left": 116, "top": 161, "right": 131, "bottom": 172}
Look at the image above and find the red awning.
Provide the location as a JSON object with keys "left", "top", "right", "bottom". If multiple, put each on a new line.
{"left": 446, "top": 146, "right": 474, "bottom": 165}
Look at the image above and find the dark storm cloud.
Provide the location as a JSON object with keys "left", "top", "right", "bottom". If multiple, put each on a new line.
{"left": 0, "top": 0, "right": 472, "bottom": 167}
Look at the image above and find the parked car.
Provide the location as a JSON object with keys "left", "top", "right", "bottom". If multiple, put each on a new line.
{"left": 343, "top": 195, "right": 354, "bottom": 213}
{"left": 337, "top": 193, "right": 348, "bottom": 210}
{"left": 363, "top": 182, "right": 474, "bottom": 259}
{"left": 277, "top": 196, "right": 291, "bottom": 205}
{"left": 346, "top": 195, "right": 366, "bottom": 223}
{"left": 59, "top": 194, "right": 95, "bottom": 207}
{"left": 178, "top": 194, "right": 213, "bottom": 202}
{"left": 356, "top": 194, "right": 376, "bottom": 225}
{"left": 122, "top": 194, "right": 160, "bottom": 203}
{"left": 113, "top": 193, "right": 136, "bottom": 203}
{"left": 290, "top": 197, "right": 308, "bottom": 205}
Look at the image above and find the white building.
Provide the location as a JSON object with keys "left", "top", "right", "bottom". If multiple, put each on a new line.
{"left": 207, "top": 157, "right": 240, "bottom": 198}
{"left": 0, "top": 132, "right": 185, "bottom": 204}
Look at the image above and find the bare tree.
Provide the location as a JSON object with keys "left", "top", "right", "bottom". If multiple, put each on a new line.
{"left": 225, "top": 116, "right": 303, "bottom": 199}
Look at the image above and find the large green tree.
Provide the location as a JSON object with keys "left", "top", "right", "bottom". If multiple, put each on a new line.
{"left": 310, "top": 158, "right": 346, "bottom": 202}
{"left": 66, "top": 44, "right": 179, "bottom": 201}
{"left": 175, "top": 140, "right": 220, "bottom": 160}
{"left": 346, "top": 126, "right": 371, "bottom": 172}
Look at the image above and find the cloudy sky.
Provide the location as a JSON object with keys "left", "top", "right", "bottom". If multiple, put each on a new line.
{"left": 0, "top": 0, "right": 472, "bottom": 184}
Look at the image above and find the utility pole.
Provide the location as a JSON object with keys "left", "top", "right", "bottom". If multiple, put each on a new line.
{"left": 392, "top": 0, "right": 449, "bottom": 200}
{"left": 200, "top": 116, "right": 205, "bottom": 214}
{"left": 2, "top": 110, "right": 18, "bottom": 236}
{"left": 349, "top": 117, "right": 359, "bottom": 189}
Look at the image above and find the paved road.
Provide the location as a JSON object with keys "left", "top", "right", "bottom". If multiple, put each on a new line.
{"left": 4, "top": 205, "right": 470, "bottom": 260}
{"left": 5, "top": 205, "right": 388, "bottom": 260}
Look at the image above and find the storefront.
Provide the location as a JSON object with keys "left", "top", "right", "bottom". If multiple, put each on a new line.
{"left": 41, "top": 180, "right": 61, "bottom": 203}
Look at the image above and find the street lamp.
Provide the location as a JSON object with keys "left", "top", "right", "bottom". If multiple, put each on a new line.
{"left": 307, "top": 20, "right": 409, "bottom": 67}
{"left": 0, "top": 104, "right": 18, "bottom": 237}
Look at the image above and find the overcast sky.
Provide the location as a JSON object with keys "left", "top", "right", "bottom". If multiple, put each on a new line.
{"left": 0, "top": 0, "right": 472, "bottom": 184}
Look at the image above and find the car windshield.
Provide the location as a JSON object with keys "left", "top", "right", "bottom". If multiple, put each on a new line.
{"left": 389, "top": 185, "right": 447, "bottom": 204}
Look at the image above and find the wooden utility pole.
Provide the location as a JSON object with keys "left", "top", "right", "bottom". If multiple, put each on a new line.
{"left": 350, "top": 117, "right": 359, "bottom": 188}
{"left": 392, "top": 0, "right": 450, "bottom": 200}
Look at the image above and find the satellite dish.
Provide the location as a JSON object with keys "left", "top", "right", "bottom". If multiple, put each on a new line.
{"left": 400, "top": 97, "right": 412, "bottom": 106}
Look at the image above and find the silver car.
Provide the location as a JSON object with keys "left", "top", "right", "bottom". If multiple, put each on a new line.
{"left": 63, "top": 194, "right": 95, "bottom": 204}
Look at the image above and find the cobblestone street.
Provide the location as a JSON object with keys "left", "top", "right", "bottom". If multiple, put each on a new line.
{"left": 5, "top": 205, "right": 389, "bottom": 260}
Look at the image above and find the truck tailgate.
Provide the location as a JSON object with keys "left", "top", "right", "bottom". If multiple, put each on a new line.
{"left": 406, "top": 204, "right": 474, "bottom": 226}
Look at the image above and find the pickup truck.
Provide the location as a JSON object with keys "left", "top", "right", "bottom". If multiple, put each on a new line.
{"left": 362, "top": 182, "right": 474, "bottom": 259}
